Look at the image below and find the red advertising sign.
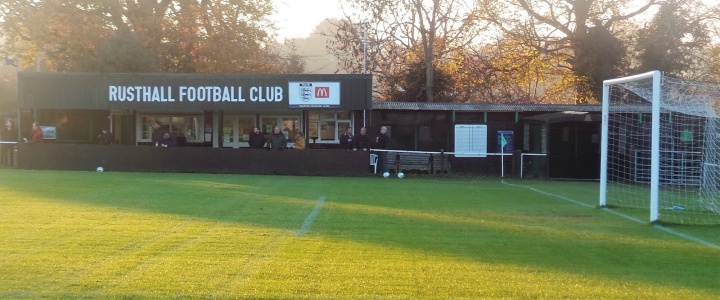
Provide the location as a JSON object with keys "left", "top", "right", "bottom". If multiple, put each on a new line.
{"left": 315, "top": 87, "right": 330, "bottom": 98}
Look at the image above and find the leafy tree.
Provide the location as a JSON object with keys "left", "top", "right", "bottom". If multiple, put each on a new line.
{"left": 386, "top": 50, "right": 456, "bottom": 102}
{"left": 0, "top": 0, "right": 108, "bottom": 71}
{"left": 479, "top": 0, "right": 658, "bottom": 101}
{"left": 0, "top": 0, "right": 280, "bottom": 73}
{"left": 711, "top": 46, "right": 720, "bottom": 83}
{"left": 282, "top": 52, "right": 307, "bottom": 74}
{"left": 0, "top": 65, "right": 17, "bottom": 114}
{"left": 635, "top": 0, "right": 711, "bottom": 79}
{"left": 97, "top": 31, "right": 158, "bottom": 73}
{"left": 452, "top": 36, "right": 586, "bottom": 104}
{"left": 574, "top": 25, "right": 626, "bottom": 100}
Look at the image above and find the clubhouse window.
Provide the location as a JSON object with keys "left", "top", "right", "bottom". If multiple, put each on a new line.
{"left": 138, "top": 114, "right": 203, "bottom": 143}
{"left": 260, "top": 115, "right": 301, "bottom": 140}
{"left": 223, "top": 115, "right": 256, "bottom": 147}
{"left": 308, "top": 111, "right": 352, "bottom": 143}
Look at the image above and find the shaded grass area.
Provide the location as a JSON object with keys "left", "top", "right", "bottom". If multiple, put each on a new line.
{"left": 0, "top": 170, "right": 719, "bottom": 299}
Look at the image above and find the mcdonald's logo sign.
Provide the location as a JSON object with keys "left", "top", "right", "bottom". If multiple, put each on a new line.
{"left": 315, "top": 87, "right": 330, "bottom": 98}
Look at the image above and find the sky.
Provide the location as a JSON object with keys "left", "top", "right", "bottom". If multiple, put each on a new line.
{"left": 270, "top": 0, "right": 347, "bottom": 41}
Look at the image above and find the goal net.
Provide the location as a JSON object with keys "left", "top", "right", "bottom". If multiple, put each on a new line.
{"left": 600, "top": 71, "right": 720, "bottom": 225}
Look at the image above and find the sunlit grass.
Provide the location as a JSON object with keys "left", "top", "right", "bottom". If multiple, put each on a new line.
{"left": 0, "top": 170, "right": 718, "bottom": 299}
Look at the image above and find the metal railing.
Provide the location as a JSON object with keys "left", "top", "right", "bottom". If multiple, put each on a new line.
{"left": 0, "top": 141, "right": 18, "bottom": 168}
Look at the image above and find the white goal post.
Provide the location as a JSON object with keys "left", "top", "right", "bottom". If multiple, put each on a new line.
{"left": 600, "top": 71, "right": 720, "bottom": 225}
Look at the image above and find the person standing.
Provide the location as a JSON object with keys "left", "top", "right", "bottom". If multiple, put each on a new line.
{"left": 248, "top": 126, "right": 264, "bottom": 148}
{"left": 266, "top": 126, "right": 287, "bottom": 151}
{"left": 1, "top": 120, "right": 18, "bottom": 166}
{"left": 339, "top": 127, "right": 354, "bottom": 150}
{"left": 354, "top": 127, "right": 369, "bottom": 151}
{"left": 151, "top": 121, "right": 164, "bottom": 147}
{"left": 97, "top": 128, "right": 114, "bottom": 145}
{"left": 151, "top": 121, "right": 175, "bottom": 147}
{"left": 374, "top": 126, "right": 390, "bottom": 173}
{"left": 375, "top": 126, "right": 389, "bottom": 149}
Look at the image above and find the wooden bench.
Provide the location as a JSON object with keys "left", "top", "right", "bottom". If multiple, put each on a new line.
{"left": 386, "top": 152, "right": 450, "bottom": 173}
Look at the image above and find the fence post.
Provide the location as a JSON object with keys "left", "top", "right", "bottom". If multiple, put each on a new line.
{"left": 440, "top": 149, "right": 445, "bottom": 174}
{"left": 429, "top": 154, "right": 435, "bottom": 174}
{"left": 395, "top": 152, "right": 401, "bottom": 173}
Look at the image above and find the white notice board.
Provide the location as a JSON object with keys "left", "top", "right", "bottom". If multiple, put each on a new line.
{"left": 454, "top": 124, "right": 487, "bottom": 157}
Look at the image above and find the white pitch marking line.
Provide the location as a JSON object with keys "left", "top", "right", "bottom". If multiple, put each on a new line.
{"left": 652, "top": 224, "right": 720, "bottom": 250}
{"left": 501, "top": 180, "right": 594, "bottom": 208}
{"left": 601, "top": 207, "right": 644, "bottom": 224}
{"left": 501, "top": 180, "right": 720, "bottom": 250}
{"left": 295, "top": 196, "right": 326, "bottom": 237}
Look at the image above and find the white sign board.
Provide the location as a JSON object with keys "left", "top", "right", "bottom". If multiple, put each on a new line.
{"left": 454, "top": 124, "right": 487, "bottom": 157}
{"left": 288, "top": 82, "right": 340, "bottom": 108}
{"left": 40, "top": 126, "right": 56, "bottom": 140}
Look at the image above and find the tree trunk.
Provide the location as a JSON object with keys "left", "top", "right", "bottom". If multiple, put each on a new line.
{"left": 425, "top": 38, "right": 434, "bottom": 102}
{"left": 417, "top": 0, "right": 439, "bottom": 103}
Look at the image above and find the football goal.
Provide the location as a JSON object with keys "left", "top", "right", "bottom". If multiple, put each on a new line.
{"left": 600, "top": 70, "right": 720, "bottom": 225}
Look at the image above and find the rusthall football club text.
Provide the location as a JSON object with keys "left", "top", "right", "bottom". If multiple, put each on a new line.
{"left": 108, "top": 85, "right": 284, "bottom": 102}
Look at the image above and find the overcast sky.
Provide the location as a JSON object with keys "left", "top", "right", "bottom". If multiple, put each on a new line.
{"left": 270, "top": 0, "right": 347, "bottom": 41}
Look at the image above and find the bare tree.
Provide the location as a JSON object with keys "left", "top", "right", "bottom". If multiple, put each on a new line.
{"left": 330, "top": 0, "right": 486, "bottom": 102}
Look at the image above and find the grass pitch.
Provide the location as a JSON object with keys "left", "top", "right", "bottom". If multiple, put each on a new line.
{"left": 0, "top": 169, "right": 719, "bottom": 299}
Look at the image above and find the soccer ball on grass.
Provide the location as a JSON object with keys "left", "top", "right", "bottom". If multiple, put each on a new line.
{"left": 397, "top": 172, "right": 405, "bottom": 179}
{"left": 382, "top": 172, "right": 390, "bottom": 178}
{"left": 96, "top": 166, "right": 104, "bottom": 172}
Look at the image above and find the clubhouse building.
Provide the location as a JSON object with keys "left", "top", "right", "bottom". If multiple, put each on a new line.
{"left": 10, "top": 72, "right": 602, "bottom": 178}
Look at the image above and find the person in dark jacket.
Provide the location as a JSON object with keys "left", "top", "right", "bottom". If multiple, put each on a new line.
{"left": 151, "top": 121, "right": 175, "bottom": 147}
{"left": 97, "top": 128, "right": 114, "bottom": 145}
{"left": 248, "top": 126, "right": 264, "bottom": 148}
{"left": 375, "top": 126, "right": 389, "bottom": 149}
{"left": 151, "top": 121, "right": 164, "bottom": 146}
{"left": 266, "top": 126, "right": 287, "bottom": 150}
{"left": 374, "top": 126, "right": 390, "bottom": 173}
{"left": 339, "top": 127, "right": 354, "bottom": 149}
{"left": 1, "top": 120, "right": 18, "bottom": 166}
{"left": 354, "top": 127, "right": 369, "bottom": 151}
{"left": 161, "top": 131, "right": 177, "bottom": 147}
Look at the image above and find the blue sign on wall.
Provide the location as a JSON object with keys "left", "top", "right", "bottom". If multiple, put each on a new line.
{"left": 497, "top": 130, "right": 513, "bottom": 153}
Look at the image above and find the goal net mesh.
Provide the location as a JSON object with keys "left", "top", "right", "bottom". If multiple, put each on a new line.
{"left": 604, "top": 74, "right": 720, "bottom": 225}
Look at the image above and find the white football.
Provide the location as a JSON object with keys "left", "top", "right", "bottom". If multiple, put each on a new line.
{"left": 382, "top": 172, "right": 390, "bottom": 178}
{"left": 96, "top": 167, "right": 104, "bottom": 172}
{"left": 397, "top": 172, "right": 405, "bottom": 179}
